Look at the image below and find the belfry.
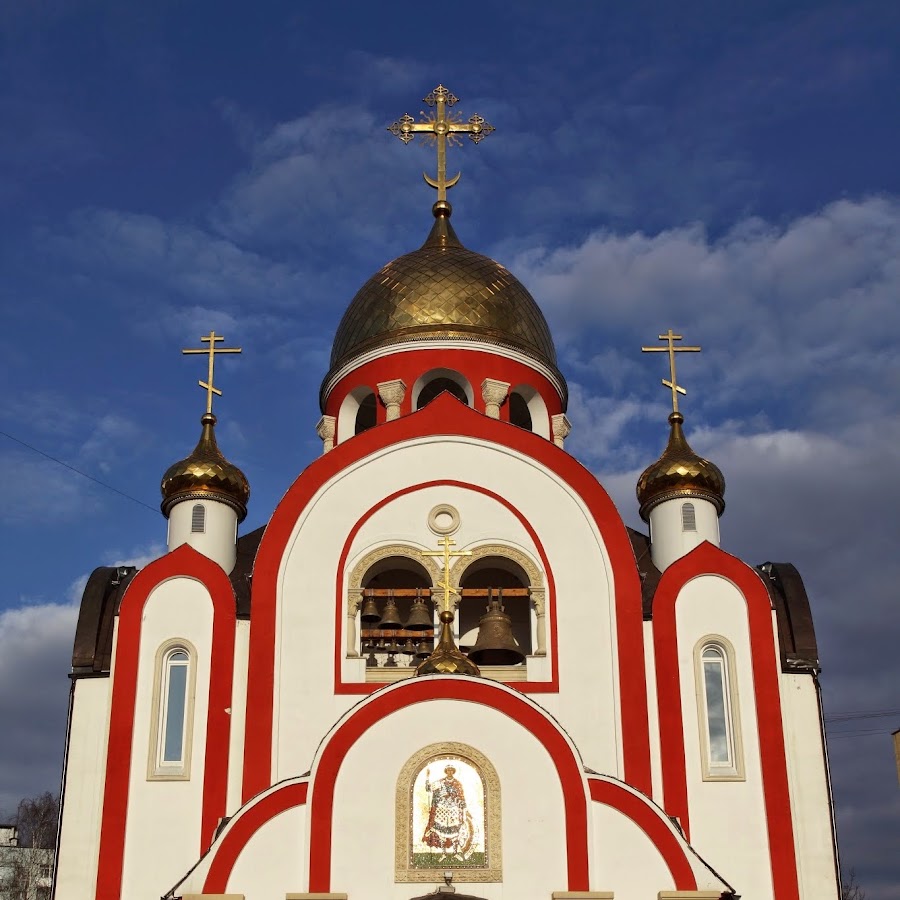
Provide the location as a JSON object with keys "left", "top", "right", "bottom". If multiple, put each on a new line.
{"left": 56, "top": 86, "right": 840, "bottom": 900}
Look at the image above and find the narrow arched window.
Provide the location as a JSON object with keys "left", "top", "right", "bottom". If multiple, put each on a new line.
{"left": 149, "top": 641, "right": 196, "bottom": 780}
{"left": 509, "top": 392, "right": 533, "bottom": 430}
{"left": 696, "top": 638, "right": 744, "bottom": 780}
{"left": 191, "top": 504, "right": 206, "bottom": 534}
{"left": 417, "top": 377, "right": 468, "bottom": 409}
{"left": 681, "top": 502, "right": 696, "bottom": 532}
{"left": 355, "top": 392, "right": 377, "bottom": 434}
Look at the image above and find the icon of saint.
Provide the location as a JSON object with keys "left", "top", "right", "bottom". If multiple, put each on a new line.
{"left": 421, "top": 765, "right": 474, "bottom": 861}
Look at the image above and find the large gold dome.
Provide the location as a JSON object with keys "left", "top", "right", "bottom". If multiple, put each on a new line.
{"left": 161, "top": 413, "right": 250, "bottom": 521}
{"left": 636, "top": 412, "right": 725, "bottom": 521}
{"left": 329, "top": 203, "right": 558, "bottom": 374}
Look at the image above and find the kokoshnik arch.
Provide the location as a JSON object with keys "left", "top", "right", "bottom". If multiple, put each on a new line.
{"left": 56, "top": 85, "right": 840, "bottom": 900}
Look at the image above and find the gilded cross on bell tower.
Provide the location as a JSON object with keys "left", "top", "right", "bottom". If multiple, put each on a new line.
{"left": 388, "top": 84, "right": 494, "bottom": 202}
{"left": 182, "top": 331, "right": 242, "bottom": 414}
{"left": 642, "top": 328, "right": 701, "bottom": 413}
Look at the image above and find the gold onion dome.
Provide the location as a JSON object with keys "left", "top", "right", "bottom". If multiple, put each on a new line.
{"left": 160, "top": 413, "right": 250, "bottom": 521}
{"left": 329, "top": 202, "right": 560, "bottom": 377}
{"left": 636, "top": 412, "right": 725, "bottom": 522}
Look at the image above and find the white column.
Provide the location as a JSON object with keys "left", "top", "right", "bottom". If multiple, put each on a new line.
{"left": 316, "top": 415, "right": 336, "bottom": 454}
{"left": 481, "top": 378, "right": 510, "bottom": 419}
{"left": 377, "top": 379, "right": 407, "bottom": 421}
{"left": 551, "top": 413, "right": 572, "bottom": 448}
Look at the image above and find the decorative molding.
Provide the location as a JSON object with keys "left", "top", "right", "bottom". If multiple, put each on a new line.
{"left": 147, "top": 638, "right": 198, "bottom": 782}
{"left": 315, "top": 415, "right": 336, "bottom": 454}
{"left": 551, "top": 413, "right": 572, "bottom": 449}
{"left": 347, "top": 544, "right": 443, "bottom": 592}
{"left": 481, "top": 378, "right": 510, "bottom": 418}
{"left": 552, "top": 893, "right": 615, "bottom": 899}
{"left": 427, "top": 503, "right": 461, "bottom": 536}
{"left": 377, "top": 379, "right": 407, "bottom": 421}
{"left": 395, "top": 742, "right": 502, "bottom": 883}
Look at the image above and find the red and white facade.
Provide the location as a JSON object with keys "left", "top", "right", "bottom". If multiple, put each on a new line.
{"left": 56, "top": 218, "right": 840, "bottom": 900}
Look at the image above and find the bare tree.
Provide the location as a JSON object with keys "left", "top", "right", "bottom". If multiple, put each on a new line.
{"left": 842, "top": 868, "right": 866, "bottom": 900}
{"left": 0, "top": 792, "right": 59, "bottom": 900}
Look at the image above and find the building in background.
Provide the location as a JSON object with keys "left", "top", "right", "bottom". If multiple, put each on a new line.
{"left": 1, "top": 826, "right": 53, "bottom": 900}
{"left": 55, "top": 86, "right": 841, "bottom": 900}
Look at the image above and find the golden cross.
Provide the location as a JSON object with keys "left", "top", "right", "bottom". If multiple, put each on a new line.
{"left": 422, "top": 536, "right": 473, "bottom": 613}
{"left": 388, "top": 84, "right": 494, "bottom": 202}
{"left": 182, "top": 331, "right": 242, "bottom": 414}
{"left": 641, "top": 328, "right": 701, "bottom": 413}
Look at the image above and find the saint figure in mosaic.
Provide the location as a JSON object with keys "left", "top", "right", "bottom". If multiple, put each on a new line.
{"left": 421, "top": 765, "right": 474, "bottom": 860}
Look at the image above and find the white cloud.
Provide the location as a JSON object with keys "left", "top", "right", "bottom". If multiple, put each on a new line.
{"left": 0, "top": 601, "right": 77, "bottom": 813}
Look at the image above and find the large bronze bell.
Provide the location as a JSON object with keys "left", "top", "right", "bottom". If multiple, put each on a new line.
{"left": 360, "top": 595, "right": 380, "bottom": 623}
{"left": 377, "top": 594, "right": 403, "bottom": 629}
{"left": 405, "top": 591, "right": 433, "bottom": 631}
{"left": 468, "top": 590, "right": 526, "bottom": 666}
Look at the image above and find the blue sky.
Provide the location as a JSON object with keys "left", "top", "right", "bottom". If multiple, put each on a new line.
{"left": 1, "top": 1, "right": 898, "bottom": 895}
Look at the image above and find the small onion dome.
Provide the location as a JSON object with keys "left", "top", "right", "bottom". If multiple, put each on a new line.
{"left": 636, "top": 411, "right": 725, "bottom": 522}
{"left": 160, "top": 413, "right": 250, "bottom": 521}
{"left": 327, "top": 201, "right": 561, "bottom": 381}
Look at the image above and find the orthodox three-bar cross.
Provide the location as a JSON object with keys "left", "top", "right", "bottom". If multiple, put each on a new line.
{"left": 642, "top": 328, "right": 701, "bottom": 413}
{"left": 388, "top": 84, "right": 494, "bottom": 202}
{"left": 182, "top": 331, "right": 242, "bottom": 414}
{"left": 423, "top": 536, "right": 473, "bottom": 614}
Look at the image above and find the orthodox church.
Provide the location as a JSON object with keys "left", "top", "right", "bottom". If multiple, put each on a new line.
{"left": 55, "top": 87, "right": 840, "bottom": 900}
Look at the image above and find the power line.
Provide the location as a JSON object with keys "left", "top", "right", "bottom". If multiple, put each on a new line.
{"left": 0, "top": 429, "right": 158, "bottom": 514}
{"left": 824, "top": 706, "right": 900, "bottom": 723}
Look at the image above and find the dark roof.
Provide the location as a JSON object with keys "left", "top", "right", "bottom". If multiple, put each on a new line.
{"left": 757, "top": 561, "right": 820, "bottom": 672}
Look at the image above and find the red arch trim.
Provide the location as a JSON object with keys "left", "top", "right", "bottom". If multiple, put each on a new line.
{"left": 203, "top": 782, "right": 308, "bottom": 893}
{"left": 95, "top": 545, "right": 236, "bottom": 900}
{"left": 588, "top": 778, "right": 697, "bottom": 890}
{"left": 244, "top": 394, "right": 651, "bottom": 800}
{"left": 331, "top": 479, "right": 559, "bottom": 693}
{"left": 308, "top": 679, "right": 590, "bottom": 892}
{"left": 653, "top": 542, "right": 799, "bottom": 900}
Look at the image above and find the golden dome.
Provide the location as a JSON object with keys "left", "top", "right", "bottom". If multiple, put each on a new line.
{"left": 160, "top": 413, "right": 250, "bottom": 521}
{"left": 329, "top": 202, "right": 559, "bottom": 375}
{"left": 636, "top": 412, "right": 725, "bottom": 521}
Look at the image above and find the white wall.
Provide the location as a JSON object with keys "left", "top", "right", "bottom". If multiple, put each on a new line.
{"left": 648, "top": 498, "right": 719, "bottom": 572}
{"left": 780, "top": 673, "right": 840, "bottom": 900}
{"left": 168, "top": 500, "right": 238, "bottom": 573}
{"left": 55, "top": 677, "right": 111, "bottom": 900}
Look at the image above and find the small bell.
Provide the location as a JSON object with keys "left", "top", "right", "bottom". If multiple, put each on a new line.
{"left": 404, "top": 590, "right": 434, "bottom": 631}
{"left": 402, "top": 637, "right": 416, "bottom": 655}
{"left": 384, "top": 636, "right": 401, "bottom": 668}
{"left": 468, "top": 590, "right": 526, "bottom": 666}
{"left": 360, "top": 595, "right": 380, "bottom": 623}
{"left": 415, "top": 640, "right": 432, "bottom": 659}
{"left": 377, "top": 593, "right": 403, "bottom": 629}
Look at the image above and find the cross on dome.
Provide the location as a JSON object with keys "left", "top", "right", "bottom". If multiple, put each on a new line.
{"left": 182, "top": 330, "right": 242, "bottom": 414}
{"left": 641, "top": 328, "right": 701, "bottom": 413}
{"left": 388, "top": 84, "right": 494, "bottom": 202}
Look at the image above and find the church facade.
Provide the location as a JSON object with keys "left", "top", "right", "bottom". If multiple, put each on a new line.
{"left": 55, "top": 88, "right": 840, "bottom": 900}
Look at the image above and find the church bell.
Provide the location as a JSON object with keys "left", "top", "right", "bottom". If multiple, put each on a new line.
{"left": 404, "top": 590, "right": 434, "bottom": 630}
{"left": 360, "top": 595, "right": 380, "bottom": 623}
{"left": 377, "top": 594, "right": 403, "bottom": 629}
{"left": 467, "top": 590, "right": 526, "bottom": 666}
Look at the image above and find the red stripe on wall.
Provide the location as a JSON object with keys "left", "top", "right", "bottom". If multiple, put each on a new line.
{"left": 330, "top": 479, "right": 559, "bottom": 693}
{"left": 94, "top": 545, "right": 236, "bottom": 900}
{"left": 588, "top": 778, "right": 697, "bottom": 890}
{"left": 203, "top": 781, "right": 308, "bottom": 893}
{"left": 652, "top": 542, "right": 800, "bottom": 900}
{"left": 243, "top": 394, "right": 651, "bottom": 801}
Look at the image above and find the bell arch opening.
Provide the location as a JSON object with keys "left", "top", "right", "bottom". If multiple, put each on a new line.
{"left": 358, "top": 556, "right": 435, "bottom": 668}
{"left": 412, "top": 368, "right": 473, "bottom": 410}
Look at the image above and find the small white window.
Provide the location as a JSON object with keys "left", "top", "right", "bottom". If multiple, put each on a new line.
{"left": 148, "top": 641, "right": 197, "bottom": 780}
{"left": 695, "top": 637, "right": 744, "bottom": 780}
{"left": 191, "top": 504, "right": 206, "bottom": 534}
{"left": 681, "top": 502, "right": 697, "bottom": 532}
